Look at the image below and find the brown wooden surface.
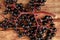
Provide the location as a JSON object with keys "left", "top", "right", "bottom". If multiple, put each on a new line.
{"left": 0, "top": 0, "right": 60, "bottom": 40}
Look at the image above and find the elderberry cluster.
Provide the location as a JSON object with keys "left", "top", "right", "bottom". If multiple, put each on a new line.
{"left": 5, "top": 0, "right": 17, "bottom": 4}
{"left": 0, "top": 14, "right": 56, "bottom": 40}
{"left": 0, "top": 0, "right": 57, "bottom": 40}
{"left": 27, "top": 0, "right": 46, "bottom": 11}
{"left": 4, "top": 0, "right": 28, "bottom": 15}
{"left": 4, "top": 0, "right": 46, "bottom": 12}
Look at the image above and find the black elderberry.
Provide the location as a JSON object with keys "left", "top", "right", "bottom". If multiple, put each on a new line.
{"left": 29, "top": 15, "right": 35, "bottom": 22}
{"left": 18, "top": 18, "right": 22, "bottom": 22}
{"left": 8, "top": 21, "right": 13, "bottom": 26}
{"left": 53, "top": 28, "right": 57, "bottom": 32}
{"left": 37, "top": 30, "right": 43, "bottom": 35}
{"left": 26, "top": 14, "right": 30, "bottom": 17}
{"left": 22, "top": 14, "right": 28, "bottom": 19}
{"left": 29, "top": 34, "right": 35, "bottom": 39}
{"left": 5, "top": 0, "right": 17, "bottom": 4}
{"left": 6, "top": 6, "right": 12, "bottom": 12}
{"left": 18, "top": 32, "right": 26, "bottom": 37}
{"left": 32, "top": 27, "right": 37, "bottom": 30}
{"left": 16, "top": 29, "right": 20, "bottom": 33}
{"left": 28, "top": 2, "right": 35, "bottom": 10}
{"left": 43, "top": 15, "right": 52, "bottom": 20}
{"left": 35, "top": 0, "right": 46, "bottom": 4}
{"left": 35, "top": 4, "right": 41, "bottom": 10}
{"left": 45, "top": 31, "right": 52, "bottom": 37}
{"left": 3, "top": 25, "right": 9, "bottom": 30}
{"left": 7, "top": 24, "right": 13, "bottom": 28}
{"left": 20, "top": 23, "right": 25, "bottom": 27}
{"left": 40, "top": 0, "right": 46, "bottom": 3}
{"left": 19, "top": 16, "right": 24, "bottom": 20}
{"left": 19, "top": 14, "right": 27, "bottom": 20}
{"left": 11, "top": 8, "right": 19, "bottom": 17}
{"left": 35, "top": 3, "right": 40, "bottom": 7}
{"left": 23, "top": 32, "right": 28, "bottom": 35}
{"left": 44, "top": 36, "right": 52, "bottom": 40}
{"left": 45, "top": 30, "right": 55, "bottom": 40}
{"left": 28, "top": 24, "right": 32, "bottom": 27}
{"left": 2, "top": 21, "right": 7, "bottom": 25}
{"left": 36, "top": 37, "right": 43, "bottom": 40}
{"left": 42, "top": 20, "right": 48, "bottom": 25}
{"left": 29, "top": 27, "right": 36, "bottom": 33}
{"left": 23, "top": 25, "right": 30, "bottom": 30}
{"left": 15, "top": 22, "right": 19, "bottom": 27}
{"left": 26, "top": 19, "right": 30, "bottom": 23}
{"left": 29, "top": 30, "right": 35, "bottom": 34}
{"left": 43, "top": 0, "right": 46, "bottom": 2}
{"left": 50, "top": 23, "right": 55, "bottom": 27}
{"left": 16, "top": 29, "right": 23, "bottom": 37}
{"left": 47, "top": 33, "right": 52, "bottom": 37}
{"left": 42, "top": 27, "right": 47, "bottom": 33}
{"left": 30, "top": 6, "right": 34, "bottom": 10}
{"left": 12, "top": 26, "right": 17, "bottom": 30}
{"left": 22, "top": 7, "right": 28, "bottom": 12}
{"left": 18, "top": 33, "right": 23, "bottom": 37}
{"left": 22, "top": 25, "right": 28, "bottom": 30}
{"left": 51, "top": 33, "right": 55, "bottom": 37}
{"left": 50, "top": 27, "right": 57, "bottom": 32}
{"left": 36, "top": 33, "right": 42, "bottom": 37}
{"left": 2, "top": 19, "right": 9, "bottom": 29}
{"left": 16, "top": 3, "right": 23, "bottom": 11}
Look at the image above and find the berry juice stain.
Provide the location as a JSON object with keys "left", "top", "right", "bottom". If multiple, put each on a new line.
{"left": 0, "top": 0, "right": 57, "bottom": 40}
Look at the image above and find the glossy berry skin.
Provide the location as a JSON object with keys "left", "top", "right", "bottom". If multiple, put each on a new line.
{"left": 28, "top": 2, "right": 35, "bottom": 11}
{"left": 11, "top": 8, "right": 19, "bottom": 17}
{"left": 27, "top": 0, "right": 47, "bottom": 11}
{"left": 16, "top": 3, "right": 23, "bottom": 11}
{"left": 6, "top": 6, "right": 12, "bottom": 12}
{"left": 5, "top": 0, "right": 17, "bottom": 4}
{"left": 35, "top": 0, "right": 46, "bottom": 3}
